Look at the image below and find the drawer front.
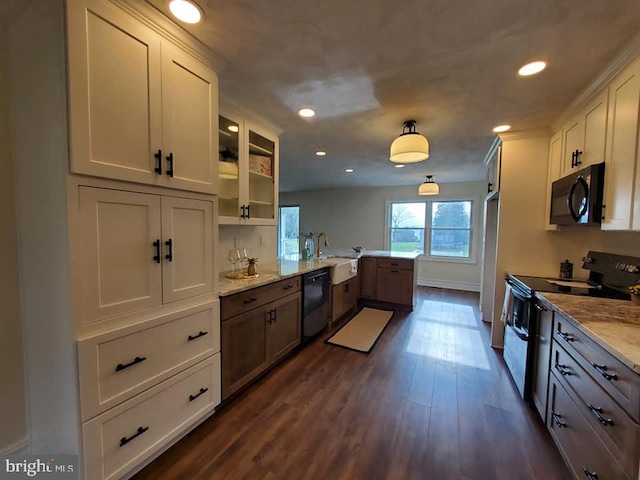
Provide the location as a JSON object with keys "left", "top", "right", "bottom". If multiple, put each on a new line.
{"left": 552, "top": 342, "right": 639, "bottom": 476}
{"left": 376, "top": 268, "right": 413, "bottom": 305}
{"left": 221, "top": 276, "right": 301, "bottom": 320}
{"left": 376, "top": 258, "right": 413, "bottom": 271}
{"left": 555, "top": 314, "right": 640, "bottom": 421}
{"left": 547, "top": 375, "right": 629, "bottom": 480}
{"left": 83, "top": 354, "right": 220, "bottom": 480}
{"left": 78, "top": 301, "right": 220, "bottom": 420}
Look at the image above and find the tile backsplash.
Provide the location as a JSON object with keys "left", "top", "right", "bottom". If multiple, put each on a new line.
{"left": 218, "top": 225, "right": 277, "bottom": 273}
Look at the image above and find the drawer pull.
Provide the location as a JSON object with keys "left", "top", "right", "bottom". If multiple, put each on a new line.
{"left": 189, "top": 387, "right": 209, "bottom": 402}
{"left": 390, "top": 270, "right": 399, "bottom": 273}
{"left": 115, "top": 356, "right": 147, "bottom": 372}
{"left": 283, "top": 284, "right": 294, "bottom": 290}
{"left": 591, "top": 363, "right": 618, "bottom": 381}
{"left": 244, "top": 297, "right": 258, "bottom": 304}
{"left": 554, "top": 363, "right": 573, "bottom": 376}
{"left": 582, "top": 467, "right": 598, "bottom": 480}
{"left": 551, "top": 412, "right": 566, "bottom": 428}
{"left": 119, "top": 426, "right": 148, "bottom": 447}
{"left": 188, "top": 331, "right": 208, "bottom": 341}
{"left": 587, "top": 403, "right": 614, "bottom": 427}
{"left": 556, "top": 331, "right": 574, "bottom": 343}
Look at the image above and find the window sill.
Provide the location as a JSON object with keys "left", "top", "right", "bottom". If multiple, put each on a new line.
{"left": 417, "top": 255, "right": 477, "bottom": 265}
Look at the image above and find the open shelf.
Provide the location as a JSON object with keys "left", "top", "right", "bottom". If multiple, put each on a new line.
{"left": 249, "top": 199, "right": 274, "bottom": 206}
{"left": 249, "top": 142, "right": 273, "bottom": 156}
{"left": 249, "top": 171, "right": 273, "bottom": 180}
{"left": 219, "top": 196, "right": 240, "bottom": 202}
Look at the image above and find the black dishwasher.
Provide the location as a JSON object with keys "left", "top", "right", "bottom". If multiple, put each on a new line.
{"left": 302, "top": 269, "right": 330, "bottom": 343}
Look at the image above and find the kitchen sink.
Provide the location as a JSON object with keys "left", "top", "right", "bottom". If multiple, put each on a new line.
{"left": 324, "top": 257, "right": 358, "bottom": 284}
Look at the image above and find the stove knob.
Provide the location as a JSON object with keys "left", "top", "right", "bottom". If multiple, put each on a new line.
{"left": 627, "top": 265, "right": 639, "bottom": 273}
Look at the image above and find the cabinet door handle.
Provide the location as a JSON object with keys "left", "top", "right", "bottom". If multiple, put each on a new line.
{"left": 283, "top": 284, "right": 294, "bottom": 290}
{"left": 554, "top": 363, "right": 573, "bottom": 376}
{"left": 556, "top": 331, "right": 574, "bottom": 343}
{"left": 153, "top": 239, "right": 161, "bottom": 263}
{"left": 240, "top": 205, "right": 246, "bottom": 219}
{"left": 487, "top": 182, "right": 493, "bottom": 193}
{"left": 189, "top": 387, "right": 209, "bottom": 402}
{"left": 165, "top": 238, "right": 173, "bottom": 262}
{"left": 582, "top": 467, "right": 598, "bottom": 480}
{"left": 573, "top": 149, "right": 582, "bottom": 168}
{"left": 244, "top": 296, "right": 257, "bottom": 304}
{"left": 267, "top": 309, "right": 276, "bottom": 324}
{"left": 534, "top": 303, "right": 547, "bottom": 312}
{"left": 345, "top": 283, "right": 350, "bottom": 293}
{"left": 587, "top": 403, "right": 614, "bottom": 427}
{"left": 188, "top": 331, "right": 208, "bottom": 341}
{"left": 166, "top": 152, "right": 174, "bottom": 177}
{"left": 591, "top": 363, "right": 617, "bottom": 381}
{"left": 120, "top": 426, "right": 149, "bottom": 447}
{"left": 154, "top": 149, "right": 162, "bottom": 175}
{"left": 551, "top": 412, "right": 566, "bottom": 428}
{"left": 272, "top": 309, "right": 277, "bottom": 323}
{"left": 115, "top": 356, "right": 147, "bottom": 372}
{"left": 390, "top": 262, "right": 399, "bottom": 266}
{"left": 390, "top": 270, "right": 399, "bottom": 273}
{"left": 246, "top": 204, "right": 250, "bottom": 219}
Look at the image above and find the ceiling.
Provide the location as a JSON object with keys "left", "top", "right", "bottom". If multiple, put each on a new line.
{"left": 147, "top": 0, "right": 640, "bottom": 192}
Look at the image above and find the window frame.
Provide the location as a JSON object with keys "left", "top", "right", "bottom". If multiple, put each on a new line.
{"left": 384, "top": 198, "right": 476, "bottom": 264}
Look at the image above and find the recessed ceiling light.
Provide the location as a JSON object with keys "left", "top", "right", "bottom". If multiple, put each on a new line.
{"left": 492, "top": 124, "right": 511, "bottom": 133}
{"left": 345, "top": 168, "right": 354, "bottom": 173}
{"left": 227, "top": 125, "right": 239, "bottom": 133}
{"left": 168, "top": 0, "right": 203, "bottom": 24}
{"left": 315, "top": 151, "right": 326, "bottom": 156}
{"left": 297, "top": 108, "right": 316, "bottom": 118}
{"left": 395, "top": 164, "right": 405, "bottom": 168}
{"left": 518, "top": 61, "right": 547, "bottom": 76}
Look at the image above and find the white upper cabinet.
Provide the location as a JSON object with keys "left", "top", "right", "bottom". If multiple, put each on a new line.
{"left": 218, "top": 110, "right": 279, "bottom": 226}
{"left": 78, "top": 187, "right": 215, "bottom": 326}
{"left": 559, "top": 90, "right": 609, "bottom": 177}
{"left": 545, "top": 131, "right": 562, "bottom": 230}
{"left": 67, "top": 0, "right": 218, "bottom": 194}
{"left": 602, "top": 58, "right": 640, "bottom": 231}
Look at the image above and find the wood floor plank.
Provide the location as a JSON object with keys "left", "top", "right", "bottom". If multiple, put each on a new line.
{"left": 133, "top": 287, "right": 571, "bottom": 480}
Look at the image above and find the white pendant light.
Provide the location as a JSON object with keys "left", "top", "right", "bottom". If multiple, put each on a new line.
{"left": 390, "top": 120, "right": 430, "bottom": 163}
{"left": 418, "top": 175, "right": 439, "bottom": 195}
{"left": 219, "top": 161, "right": 239, "bottom": 179}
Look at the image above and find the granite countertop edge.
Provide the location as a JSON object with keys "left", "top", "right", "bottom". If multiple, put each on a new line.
{"left": 536, "top": 292, "right": 640, "bottom": 375}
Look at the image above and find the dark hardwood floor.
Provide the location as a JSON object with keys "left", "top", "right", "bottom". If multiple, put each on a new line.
{"left": 134, "top": 287, "right": 570, "bottom": 480}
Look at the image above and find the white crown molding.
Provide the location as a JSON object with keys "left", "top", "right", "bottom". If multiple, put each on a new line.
{"left": 113, "top": 0, "right": 229, "bottom": 73}
{"left": 498, "top": 128, "right": 551, "bottom": 142}
{"left": 483, "top": 136, "right": 501, "bottom": 166}
{"left": 552, "top": 30, "right": 640, "bottom": 132}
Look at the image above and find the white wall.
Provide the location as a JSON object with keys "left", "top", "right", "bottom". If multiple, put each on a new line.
{"left": 0, "top": 27, "right": 27, "bottom": 455}
{"left": 280, "top": 182, "right": 486, "bottom": 291}
{"left": 218, "top": 225, "right": 278, "bottom": 273}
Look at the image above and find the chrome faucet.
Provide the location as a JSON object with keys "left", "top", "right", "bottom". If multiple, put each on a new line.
{"left": 315, "top": 232, "right": 329, "bottom": 258}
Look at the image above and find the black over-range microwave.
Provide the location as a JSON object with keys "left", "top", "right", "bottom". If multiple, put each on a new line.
{"left": 550, "top": 162, "right": 605, "bottom": 226}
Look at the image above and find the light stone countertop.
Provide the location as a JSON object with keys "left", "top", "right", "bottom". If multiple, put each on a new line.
{"left": 219, "top": 251, "right": 420, "bottom": 297}
{"left": 536, "top": 292, "right": 640, "bottom": 374}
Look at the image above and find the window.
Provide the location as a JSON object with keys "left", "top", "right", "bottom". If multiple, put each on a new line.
{"left": 278, "top": 206, "right": 300, "bottom": 258}
{"left": 388, "top": 200, "right": 473, "bottom": 258}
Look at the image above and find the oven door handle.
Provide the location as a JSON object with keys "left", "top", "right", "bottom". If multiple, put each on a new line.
{"left": 567, "top": 175, "right": 589, "bottom": 221}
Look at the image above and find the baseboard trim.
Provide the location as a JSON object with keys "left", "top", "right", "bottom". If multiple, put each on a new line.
{"left": 418, "top": 279, "right": 480, "bottom": 292}
{"left": 0, "top": 437, "right": 29, "bottom": 455}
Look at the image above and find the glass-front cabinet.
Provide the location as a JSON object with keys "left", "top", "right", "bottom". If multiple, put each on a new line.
{"left": 218, "top": 112, "right": 278, "bottom": 225}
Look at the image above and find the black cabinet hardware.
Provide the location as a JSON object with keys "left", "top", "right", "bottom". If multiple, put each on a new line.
{"left": 115, "top": 356, "right": 147, "bottom": 372}
{"left": 272, "top": 309, "right": 277, "bottom": 323}
{"left": 582, "top": 467, "right": 598, "bottom": 480}
{"left": 283, "top": 284, "right": 293, "bottom": 290}
{"left": 390, "top": 262, "right": 399, "bottom": 266}
{"left": 571, "top": 149, "right": 583, "bottom": 168}
{"left": 165, "top": 239, "right": 173, "bottom": 262}
{"left": 555, "top": 363, "right": 572, "bottom": 376}
{"left": 153, "top": 240, "right": 161, "bottom": 263}
{"left": 154, "top": 150, "right": 162, "bottom": 175}
{"left": 240, "top": 205, "right": 246, "bottom": 219}
{"left": 551, "top": 412, "right": 566, "bottom": 428}
{"left": 487, "top": 182, "right": 493, "bottom": 193}
{"left": 534, "top": 303, "right": 547, "bottom": 312}
{"left": 246, "top": 204, "right": 250, "bottom": 219}
{"left": 587, "top": 403, "right": 613, "bottom": 426}
{"left": 267, "top": 309, "right": 275, "bottom": 324}
{"left": 390, "top": 270, "right": 399, "bottom": 273}
{"left": 244, "top": 297, "right": 257, "bottom": 304}
{"left": 188, "top": 331, "right": 208, "bottom": 341}
{"left": 119, "top": 426, "right": 148, "bottom": 447}
{"left": 345, "top": 283, "right": 350, "bottom": 293}
{"left": 556, "top": 331, "right": 574, "bottom": 343}
{"left": 189, "top": 387, "right": 209, "bottom": 402}
{"left": 166, "top": 152, "right": 174, "bottom": 177}
{"left": 591, "top": 363, "right": 617, "bottom": 381}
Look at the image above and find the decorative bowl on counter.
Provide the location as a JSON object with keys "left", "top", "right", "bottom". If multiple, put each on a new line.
{"left": 352, "top": 246, "right": 365, "bottom": 253}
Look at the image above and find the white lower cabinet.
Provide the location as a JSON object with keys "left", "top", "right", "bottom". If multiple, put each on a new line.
{"left": 83, "top": 354, "right": 221, "bottom": 480}
{"left": 78, "top": 300, "right": 220, "bottom": 420}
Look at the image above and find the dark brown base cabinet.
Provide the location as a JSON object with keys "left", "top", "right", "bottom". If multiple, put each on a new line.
{"left": 360, "top": 256, "right": 417, "bottom": 309}
{"left": 331, "top": 274, "right": 360, "bottom": 326}
{"left": 221, "top": 279, "right": 302, "bottom": 401}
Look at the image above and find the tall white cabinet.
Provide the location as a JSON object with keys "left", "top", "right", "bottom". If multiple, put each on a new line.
{"left": 8, "top": 0, "right": 221, "bottom": 478}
